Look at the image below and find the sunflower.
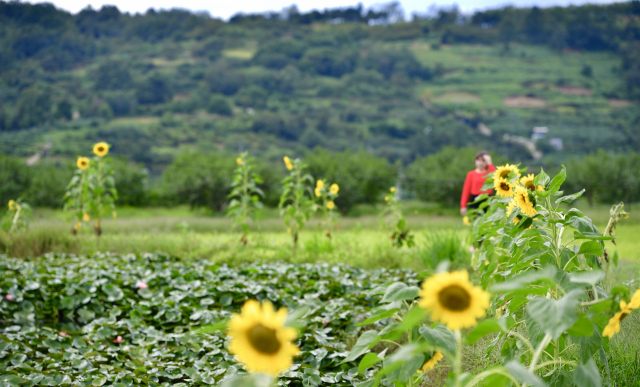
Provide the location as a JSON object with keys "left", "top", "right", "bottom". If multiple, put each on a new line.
{"left": 326, "top": 201, "right": 335, "bottom": 210}
{"left": 228, "top": 300, "right": 300, "bottom": 376}
{"left": 316, "top": 180, "right": 324, "bottom": 189}
{"left": 83, "top": 213, "right": 90, "bottom": 222}
{"left": 385, "top": 196, "right": 389, "bottom": 202}
{"left": 330, "top": 184, "right": 339, "bottom": 194}
{"left": 93, "top": 142, "right": 109, "bottom": 157}
{"left": 604, "top": 290, "right": 640, "bottom": 338}
{"left": 520, "top": 174, "right": 543, "bottom": 192}
{"left": 77, "top": 157, "right": 90, "bottom": 170}
{"left": 418, "top": 271, "right": 490, "bottom": 330}
{"left": 418, "top": 351, "right": 443, "bottom": 373}
{"left": 314, "top": 187, "right": 321, "bottom": 197}
{"left": 8, "top": 200, "right": 17, "bottom": 211}
{"left": 463, "top": 216, "right": 470, "bottom": 226}
{"left": 514, "top": 186, "right": 537, "bottom": 216}
{"left": 390, "top": 187, "right": 396, "bottom": 193}
{"left": 283, "top": 156, "right": 293, "bottom": 171}
{"left": 495, "top": 164, "right": 521, "bottom": 180}
{"left": 494, "top": 177, "right": 514, "bottom": 198}
{"left": 236, "top": 158, "right": 243, "bottom": 165}
{"left": 73, "top": 222, "right": 81, "bottom": 232}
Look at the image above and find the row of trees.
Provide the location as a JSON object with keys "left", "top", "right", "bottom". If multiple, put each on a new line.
{"left": 1, "top": 148, "right": 639, "bottom": 214}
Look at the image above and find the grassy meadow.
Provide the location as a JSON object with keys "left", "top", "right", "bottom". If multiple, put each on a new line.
{"left": 9, "top": 201, "right": 638, "bottom": 265}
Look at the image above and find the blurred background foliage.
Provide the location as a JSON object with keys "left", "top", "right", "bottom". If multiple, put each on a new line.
{"left": 0, "top": 0, "right": 639, "bottom": 212}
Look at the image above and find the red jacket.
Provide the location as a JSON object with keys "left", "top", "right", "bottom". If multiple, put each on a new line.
{"left": 460, "top": 164, "right": 496, "bottom": 208}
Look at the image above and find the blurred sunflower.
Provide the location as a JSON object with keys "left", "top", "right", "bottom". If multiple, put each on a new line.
{"left": 514, "top": 186, "right": 537, "bottom": 216}
{"left": 77, "top": 157, "right": 90, "bottom": 170}
{"left": 520, "top": 174, "right": 543, "bottom": 192}
{"left": 390, "top": 187, "right": 396, "bottom": 193}
{"left": 330, "top": 184, "right": 339, "bottom": 194}
{"left": 93, "top": 142, "right": 109, "bottom": 157}
{"left": 228, "top": 300, "right": 300, "bottom": 376}
{"left": 326, "top": 201, "right": 335, "bottom": 210}
{"left": 463, "top": 216, "right": 470, "bottom": 226}
{"left": 236, "top": 158, "right": 243, "bottom": 165}
{"left": 316, "top": 180, "right": 324, "bottom": 188}
{"left": 419, "top": 270, "right": 489, "bottom": 330}
{"left": 283, "top": 156, "right": 293, "bottom": 171}
{"left": 83, "top": 213, "right": 90, "bottom": 222}
{"left": 495, "top": 164, "right": 520, "bottom": 180}
{"left": 8, "top": 200, "right": 17, "bottom": 211}
{"left": 603, "top": 290, "right": 640, "bottom": 338}
{"left": 494, "top": 177, "right": 514, "bottom": 198}
{"left": 418, "top": 351, "right": 443, "bottom": 373}
{"left": 384, "top": 196, "right": 389, "bottom": 202}
{"left": 506, "top": 199, "right": 520, "bottom": 224}
{"left": 314, "top": 187, "right": 321, "bottom": 197}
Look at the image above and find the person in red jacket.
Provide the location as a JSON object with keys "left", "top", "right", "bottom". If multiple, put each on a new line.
{"left": 460, "top": 151, "right": 495, "bottom": 216}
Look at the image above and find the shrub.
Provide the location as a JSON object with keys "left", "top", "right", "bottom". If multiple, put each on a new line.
{"left": 207, "top": 95, "right": 233, "bottom": 116}
{"left": 158, "top": 151, "right": 235, "bottom": 211}
{"left": 305, "top": 148, "right": 395, "bottom": 213}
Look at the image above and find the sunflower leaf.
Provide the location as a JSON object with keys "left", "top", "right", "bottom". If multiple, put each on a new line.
{"left": 358, "top": 353, "right": 383, "bottom": 373}
{"left": 546, "top": 165, "right": 566, "bottom": 196}
{"left": 419, "top": 325, "right": 456, "bottom": 361}
{"left": 504, "top": 361, "right": 548, "bottom": 387}
{"left": 380, "top": 282, "right": 420, "bottom": 303}
{"left": 527, "top": 289, "right": 584, "bottom": 340}
{"left": 573, "top": 359, "right": 602, "bottom": 387}
{"left": 556, "top": 189, "right": 585, "bottom": 204}
{"left": 466, "top": 319, "right": 507, "bottom": 344}
{"left": 342, "top": 330, "right": 379, "bottom": 363}
{"left": 577, "top": 241, "right": 604, "bottom": 257}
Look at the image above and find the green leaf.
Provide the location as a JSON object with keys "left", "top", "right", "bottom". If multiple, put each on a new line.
{"left": 385, "top": 354, "right": 424, "bottom": 383}
{"left": 579, "top": 326, "right": 603, "bottom": 364}
{"left": 343, "top": 330, "right": 379, "bottom": 363}
{"left": 527, "top": 289, "right": 583, "bottom": 340}
{"left": 577, "top": 241, "right": 604, "bottom": 257}
{"left": 533, "top": 169, "right": 550, "bottom": 187}
{"left": 395, "top": 306, "right": 427, "bottom": 333}
{"left": 466, "top": 319, "right": 507, "bottom": 344}
{"left": 92, "top": 377, "right": 107, "bottom": 386}
{"left": 573, "top": 359, "right": 602, "bottom": 387}
{"left": 522, "top": 243, "right": 550, "bottom": 263}
{"left": 567, "top": 315, "right": 594, "bottom": 337}
{"left": 569, "top": 270, "right": 605, "bottom": 286}
{"left": 504, "top": 361, "right": 548, "bottom": 387}
{"left": 358, "top": 353, "right": 383, "bottom": 373}
{"left": 356, "top": 308, "right": 399, "bottom": 326}
{"left": 492, "top": 266, "right": 557, "bottom": 292}
{"left": 380, "top": 282, "right": 420, "bottom": 303}
{"left": 419, "top": 325, "right": 456, "bottom": 360}
{"left": 556, "top": 189, "right": 585, "bottom": 204}
{"left": 102, "top": 284, "right": 124, "bottom": 302}
{"left": 546, "top": 165, "right": 566, "bottom": 195}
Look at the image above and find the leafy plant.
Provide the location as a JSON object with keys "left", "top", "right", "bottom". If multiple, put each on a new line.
{"left": 63, "top": 143, "right": 118, "bottom": 242}
{"left": 419, "top": 229, "right": 470, "bottom": 269}
{"left": 380, "top": 187, "right": 414, "bottom": 248}
{"left": 279, "top": 156, "right": 315, "bottom": 255}
{"left": 314, "top": 179, "right": 339, "bottom": 238}
{"left": 226, "top": 152, "right": 264, "bottom": 245}
{"left": 1, "top": 199, "right": 30, "bottom": 233}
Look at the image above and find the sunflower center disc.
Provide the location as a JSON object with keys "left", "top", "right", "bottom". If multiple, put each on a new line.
{"left": 248, "top": 323, "right": 281, "bottom": 354}
{"left": 500, "top": 171, "right": 510, "bottom": 179}
{"left": 98, "top": 147, "right": 104, "bottom": 152}
{"left": 500, "top": 182, "right": 510, "bottom": 191}
{"left": 438, "top": 285, "right": 471, "bottom": 311}
{"left": 525, "top": 183, "right": 535, "bottom": 191}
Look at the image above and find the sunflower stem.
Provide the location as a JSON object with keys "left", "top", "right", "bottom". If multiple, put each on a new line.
{"left": 454, "top": 330, "right": 463, "bottom": 387}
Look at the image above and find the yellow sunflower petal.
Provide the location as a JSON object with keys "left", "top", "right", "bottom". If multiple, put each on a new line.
{"left": 514, "top": 186, "right": 537, "bottom": 216}
{"left": 93, "top": 142, "right": 109, "bottom": 157}
{"left": 494, "top": 177, "right": 514, "bottom": 198}
{"left": 419, "top": 351, "right": 444, "bottom": 373}
{"left": 418, "top": 271, "right": 490, "bottom": 330}
{"left": 227, "top": 300, "right": 299, "bottom": 376}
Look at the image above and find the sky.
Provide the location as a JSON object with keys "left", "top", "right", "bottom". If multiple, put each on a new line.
{"left": 27, "top": 0, "right": 626, "bottom": 20}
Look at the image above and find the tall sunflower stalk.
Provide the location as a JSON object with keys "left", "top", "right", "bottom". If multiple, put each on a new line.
{"left": 278, "top": 156, "right": 315, "bottom": 256}
{"left": 63, "top": 142, "right": 117, "bottom": 247}
{"left": 226, "top": 152, "right": 264, "bottom": 246}
{"left": 380, "top": 186, "right": 414, "bottom": 248}
{"left": 314, "top": 179, "right": 339, "bottom": 239}
{"left": 2, "top": 199, "right": 31, "bottom": 234}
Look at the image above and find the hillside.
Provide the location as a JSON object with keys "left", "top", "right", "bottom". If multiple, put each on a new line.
{"left": 0, "top": 1, "right": 639, "bottom": 172}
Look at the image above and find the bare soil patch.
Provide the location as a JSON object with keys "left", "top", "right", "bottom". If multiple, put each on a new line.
{"left": 608, "top": 99, "right": 632, "bottom": 108}
{"left": 502, "top": 96, "right": 547, "bottom": 108}
{"left": 557, "top": 86, "right": 592, "bottom": 97}
{"left": 431, "top": 91, "right": 480, "bottom": 104}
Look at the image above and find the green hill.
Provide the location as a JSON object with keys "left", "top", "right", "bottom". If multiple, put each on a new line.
{"left": 0, "top": 1, "right": 639, "bottom": 172}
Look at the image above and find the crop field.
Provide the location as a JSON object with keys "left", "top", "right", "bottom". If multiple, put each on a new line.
{"left": 2, "top": 199, "right": 640, "bottom": 386}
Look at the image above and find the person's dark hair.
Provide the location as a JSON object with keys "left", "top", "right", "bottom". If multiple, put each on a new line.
{"left": 475, "top": 150, "right": 488, "bottom": 160}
